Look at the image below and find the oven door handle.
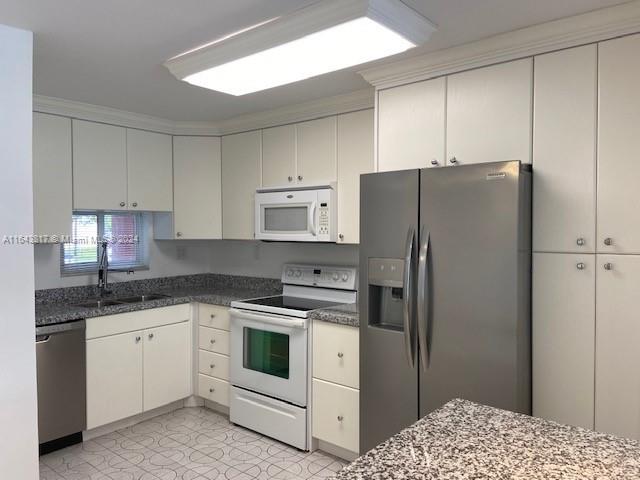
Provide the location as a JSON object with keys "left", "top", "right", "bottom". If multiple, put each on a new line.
{"left": 229, "top": 308, "right": 307, "bottom": 329}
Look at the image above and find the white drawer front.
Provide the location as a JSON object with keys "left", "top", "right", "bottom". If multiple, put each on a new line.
{"left": 86, "top": 304, "right": 190, "bottom": 339}
{"left": 312, "top": 378, "right": 359, "bottom": 453}
{"left": 198, "top": 350, "right": 229, "bottom": 381}
{"left": 198, "top": 326, "right": 229, "bottom": 355}
{"left": 198, "top": 304, "right": 230, "bottom": 331}
{"left": 198, "top": 374, "right": 229, "bottom": 406}
{"left": 313, "top": 321, "right": 359, "bottom": 389}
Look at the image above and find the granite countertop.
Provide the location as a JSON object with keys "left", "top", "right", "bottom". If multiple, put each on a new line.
{"left": 333, "top": 399, "right": 640, "bottom": 480}
{"left": 308, "top": 302, "right": 359, "bottom": 328}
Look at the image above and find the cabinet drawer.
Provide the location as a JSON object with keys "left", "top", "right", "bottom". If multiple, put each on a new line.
{"left": 198, "top": 304, "right": 230, "bottom": 331}
{"left": 198, "top": 374, "right": 229, "bottom": 406}
{"left": 198, "top": 326, "right": 229, "bottom": 355}
{"left": 312, "top": 379, "right": 359, "bottom": 453}
{"left": 86, "top": 304, "right": 190, "bottom": 339}
{"left": 313, "top": 321, "right": 359, "bottom": 389}
{"left": 198, "top": 350, "right": 229, "bottom": 381}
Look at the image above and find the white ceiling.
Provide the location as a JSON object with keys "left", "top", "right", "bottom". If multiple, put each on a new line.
{"left": 0, "top": 0, "right": 631, "bottom": 122}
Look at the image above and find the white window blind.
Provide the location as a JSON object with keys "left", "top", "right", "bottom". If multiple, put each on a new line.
{"left": 61, "top": 212, "right": 148, "bottom": 275}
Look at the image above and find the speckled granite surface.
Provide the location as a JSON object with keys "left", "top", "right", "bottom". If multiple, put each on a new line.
{"left": 333, "top": 399, "right": 640, "bottom": 480}
{"left": 308, "top": 302, "right": 359, "bottom": 327}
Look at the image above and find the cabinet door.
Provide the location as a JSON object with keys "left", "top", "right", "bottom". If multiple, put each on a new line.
{"left": 312, "top": 379, "right": 359, "bottom": 453}
{"left": 313, "top": 321, "right": 359, "bottom": 389}
{"left": 595, "top": 255, "right": 640, "bottom": 440}
{"left": 532, "top": 253, "right": 595, "bottom": 430}
{"left": 533, "top": 46, "right": 596, "bottom": 253}
{"left": 222, "top": 131, "right": 261, "bottom": 239}
{"left": 296, "top": 116, "right": 337, "bottom": 185}
{"left": 598, "top": 34, "right": 640, "bottom": 254}
{"left": 378, "top": 77, "right": 445, "bottom": 171}
{"left": 143, "top": 321, "right": 191, "bottom": 411}
{"left": 33, "top": 113, "right": 72, "bottom": 239}
{"left": 126, "top": 129, "right": 173, "bottom": 212}
{"left": 447, "top": 59, "right": 532, "bottom": 165}
{"left": 336, "top": 110, "right": 374, "bottom": 244}
{"left": 262, "top": 124, "right": 295, "bottom": 188}
{"left": 72, "top": 120, "right": 127, "bottom": 210}
{"left": 172, "top": 136, "right": 222, "bottom": 239}
{"left": 86, "top": 331, "right": 143, "bottom": 429}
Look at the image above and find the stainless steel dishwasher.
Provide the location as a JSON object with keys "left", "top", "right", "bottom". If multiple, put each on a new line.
{"left": 36, "top": 320, "right": 86, "bottom": 454}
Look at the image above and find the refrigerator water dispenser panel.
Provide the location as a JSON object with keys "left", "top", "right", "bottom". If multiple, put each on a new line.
{"left": 368, "top": 258, "right": 405, "bottom": 331}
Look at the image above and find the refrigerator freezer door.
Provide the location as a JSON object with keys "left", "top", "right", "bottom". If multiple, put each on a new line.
{"left": 418, "top": 161, "right": 531, "bottom": 417}
{"left": 360, "top": 170, "right": 419, "bottom": 454}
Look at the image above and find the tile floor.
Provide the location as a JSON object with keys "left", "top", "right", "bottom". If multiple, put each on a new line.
{"left": 39, "top": 407, "right": 348, "bottom": 480}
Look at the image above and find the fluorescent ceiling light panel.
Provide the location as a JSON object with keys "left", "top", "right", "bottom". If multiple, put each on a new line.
{"left": 165, "top": 0, "right": 436, "bottom": 96}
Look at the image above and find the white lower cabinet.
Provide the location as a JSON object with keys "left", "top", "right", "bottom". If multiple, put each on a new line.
{"left": 86, "top": 331, "right": 143, "bottom": 430}
{"left": 197, "top": 304, "right": 231, "bottom": 408}
{"left": 595, "top": 255, "right": 640, "bottom": 441}
{"left": 532, "top": 253, "right": 595, "bottom": 429}
{"left": 313, "top": 321, "right": 359, "bottom": 389}
{"left": 312, "top": 379, "right": 359, "bottom": 454}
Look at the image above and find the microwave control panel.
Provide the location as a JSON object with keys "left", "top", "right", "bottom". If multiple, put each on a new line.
{"left": 315, "top": 188, "right": 335, "bottom": 241}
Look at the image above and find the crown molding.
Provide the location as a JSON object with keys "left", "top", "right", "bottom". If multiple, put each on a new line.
{"left": 33, "top": 88, "right": 374, "bottom": 137}
{"left": 359, "top": 0, "right": 640, "bottom": 89}
{"left": 211, "top": 88, "right": 374, "bottom": 135}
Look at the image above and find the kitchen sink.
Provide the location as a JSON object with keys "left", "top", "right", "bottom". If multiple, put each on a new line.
{"left": 114, "top": 293, "right": 172, "bottom": 303}
{"left": 72, "top": 299, "right": 125, "bottom": 308}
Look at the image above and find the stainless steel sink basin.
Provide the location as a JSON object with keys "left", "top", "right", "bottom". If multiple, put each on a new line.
{"left": 115, "top": 293, "right": 172, "bottom": 303}
{"left": 72, "top": 299, "right": 125, "bottom": 308}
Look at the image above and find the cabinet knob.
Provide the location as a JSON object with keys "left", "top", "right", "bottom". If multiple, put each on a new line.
{"left": 132, "top": 202, "right": 138, "bottom": 207}
{"left": 176, "top": 232, "right": 183, "bottom": 237}
{"left": 297, "top": 175, "right": 303, "bottom": 181}
{"left": 148, "top": 333, "right": 154, "bottom": 340}
{"left": 119, "top": 201, "right": 126, "bottom": 207}
{"left": 449, "top": 157, "right": 458, "bottom": 165}
{"left": 430, "top": 159, "right": 439, "bottom": 166}
{"left": 337, "top": 415, "right": 344, "bottom": 422}
{"left": 337, "top": 352, "right": 344, "bottom": 358}
{"left": 576, "top": 238, "right": 585, "bottom": 246}
{"left": 210, "top": 364, "right": 215, "bottom": 369}
{"left": 338, "top": 234, "right": 344, "bottom": 241}
{"left": 210, "top": 339, "right": 216, "bottom": 344}
{"left": 135, "top": 336, "right": 141, "bottom": 343}
{"left": 604, "top": 237, "right": 613, "bottom": 246}
{"left": 209, "top": 388, "right": 214, "bottom": 393}
{"left": 576, "top": 262, "right": 586, "bottom": 270}
{"left": 604, "top": 263, "right": 614, "bottom": 271}
{"left": 288, "top": 176, "right": 293, "bottom": 182}
{"left": 210, "top": 314, "right": 216, "bottom": 319}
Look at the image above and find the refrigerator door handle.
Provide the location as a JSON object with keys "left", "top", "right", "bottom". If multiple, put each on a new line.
{"left": 417, "top": 227, "right": 430, "bottom": 370}
{"left": 403, "top": 227, "right": 416, "bottom": 368}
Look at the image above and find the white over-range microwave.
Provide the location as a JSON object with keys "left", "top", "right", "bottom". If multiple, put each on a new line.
{"left": 254, "top": 184, "right": 337, "bottom": 242}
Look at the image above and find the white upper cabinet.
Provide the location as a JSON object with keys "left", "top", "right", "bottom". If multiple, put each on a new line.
{"left": 378, "top": 77, "right": 446, "bottom": 171}
{"left": 337, "top": 109, "right": 374, "bottom": 244}
{"left": 595, "top": 254, "right": 640, "bottom": 441}
{"left": 598, "top": 34, "right": 640, "bottom": 254}
{"left": 296, "top": 116, "right": 337, "bottom": 185}
{"left": 532, "top": 253, "right": 595, "bottom": 430}
{"left": 533, "top": 46, "right": 597, "bottom": 253}
{"left": 222, "top": 130, "right": 261, "bottom": 240}
{"left": 33, "top": 113, "right": 72, "bottom": 239}
{"left": 157, "top": 136, "right": 221, "bottom": 239}
{"left": 446, "top": 59, "right": 533, "bottom": 166}
{"left": 73, "top": 120, "right": 128, "bottom": 210}
{"left": 126, "top": 129, "right": 173, "bottom": 212}
{"left": 262, "top": 124, "right": 296, "bottom": 188}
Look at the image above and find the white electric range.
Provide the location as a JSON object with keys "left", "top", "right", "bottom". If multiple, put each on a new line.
{"left": 228, "top": 264, "right": 357, "bottom": 450}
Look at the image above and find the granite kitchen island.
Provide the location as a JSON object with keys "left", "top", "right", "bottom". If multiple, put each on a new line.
{"left": 333, "top": 399, "right": 640, "bottom": 479}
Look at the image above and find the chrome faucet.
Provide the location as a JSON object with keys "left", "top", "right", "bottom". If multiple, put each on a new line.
{"left": 97, "top": 240, "right": 111, "bottom": 296}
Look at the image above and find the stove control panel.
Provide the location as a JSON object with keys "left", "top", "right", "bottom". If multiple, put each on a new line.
{"left": 282, "top": 264, "right": 358, "bottom": 291}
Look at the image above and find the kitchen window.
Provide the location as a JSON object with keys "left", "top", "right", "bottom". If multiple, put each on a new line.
{"left": 60, "top": 212, "right": 148, "bottom": 275}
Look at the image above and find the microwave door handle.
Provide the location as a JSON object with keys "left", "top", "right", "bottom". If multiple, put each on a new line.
{"left": 308, "top": 202, "right": 317, "bottom": 236}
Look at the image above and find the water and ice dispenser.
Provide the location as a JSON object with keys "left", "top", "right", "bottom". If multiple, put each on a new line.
{"left": 367, "top": 258, "right": 406, "bottom": 331}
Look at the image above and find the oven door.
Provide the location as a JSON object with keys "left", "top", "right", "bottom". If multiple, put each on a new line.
{"left": 255, "top": 189, "right": 318, "bottom": 242}
{"left": 229, "top": 308, "right": 308, "bottom": 407}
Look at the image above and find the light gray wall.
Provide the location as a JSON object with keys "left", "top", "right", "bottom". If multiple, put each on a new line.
{"left": 0, "top": 23, "right": 39, "bottom": 479}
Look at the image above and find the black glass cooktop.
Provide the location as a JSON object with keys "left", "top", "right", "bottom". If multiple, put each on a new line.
{"left": 241, "top": 295, "right": 341, "bottom": 312}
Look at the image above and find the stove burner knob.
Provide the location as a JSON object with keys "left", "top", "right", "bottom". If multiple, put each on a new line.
{"left": 294, "top": 270, "right": 302, "bottom": 277}
{"left": 286, "top": 269, "right": 293, "bottom": 277}
{"left": 342, "top": 273, "right": 349, "bottom": 282}
{"left": 332, "top": 272, "right": 339, "bottom": 281}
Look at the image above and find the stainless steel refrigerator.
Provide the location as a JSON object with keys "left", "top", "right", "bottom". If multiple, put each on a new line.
{"left": 359, "top": 161, "right": 532, "bottom": 453}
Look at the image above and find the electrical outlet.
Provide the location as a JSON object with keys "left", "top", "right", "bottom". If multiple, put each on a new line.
{"left": 176, "top": 245, "right": 187, "bottom": 260}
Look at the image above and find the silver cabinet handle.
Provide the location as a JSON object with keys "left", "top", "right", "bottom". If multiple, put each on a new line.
{"left": 338, "top": 234, "right": 344, "bottom": 241}
{"left": 210, "top": 314, "right": 216, "bottom": 319}
{"left": 417, "top": 227, "right": 430, "bottom": 371}
{"left": 449, "top": 157, "right": 458, "bottom": 165}
{"left": 132, "top": 202, "right": 138, "bottom": 207}
{"left": 209, "top": 388, "right": 214, "bottom": 393}
{"left": 119, "top": 201, "right": 126, "bottom": 207}
{"left": 210, "top": 339, "right": 216, "bottom": 344}
{"left": 288, "top": 176, "right": 293, "bottom": 182}
{"left": 135, "top": 336, "right": 141, "bottom": 343}
{"left": 576, "top": 238, "right": 585, "bottom": 246}
{"left": 604, "top": 237, "right": 613, "bottom": 246}
{"left": 148, "top": 333, "right": 154, "bottom": 340}
{"left": 337, "top": 352, "right": 344, "bottom": 358}
{"left": 577, "top": 263, "right": 586, "bottom": 270}
{"left": 403, "top": 227, "right": 416, "bottom": 368}
{"left": 337, "top": 415, "right": 344, "bottom": 422}
{"left": 210, "top": 364, "right": 215, "bottom": 369}
{"left": 297, "top": 175, "right": 303, "bottom": 181}
{"left": 176, "top": 232, "right": 183, "bottom": 237}
{"left": 430, "top": 159, "right": 439, "bottom": 166}
{"left": 604, "top": 263, "right": 614, "bottom": 271}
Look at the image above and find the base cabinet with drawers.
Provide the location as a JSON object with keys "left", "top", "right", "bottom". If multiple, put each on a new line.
{"left": 197, "top": 304, "right": 231, "bottom": 407}
{"left": 85, "top": 305, "right": 192, "bottom": 430}
{"left": 311, "top": 321, "right": 359, "bottom": 455}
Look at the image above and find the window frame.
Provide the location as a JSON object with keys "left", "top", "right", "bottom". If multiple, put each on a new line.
{"left": 60, "top": 211, "right": 149, "bottom": 276}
